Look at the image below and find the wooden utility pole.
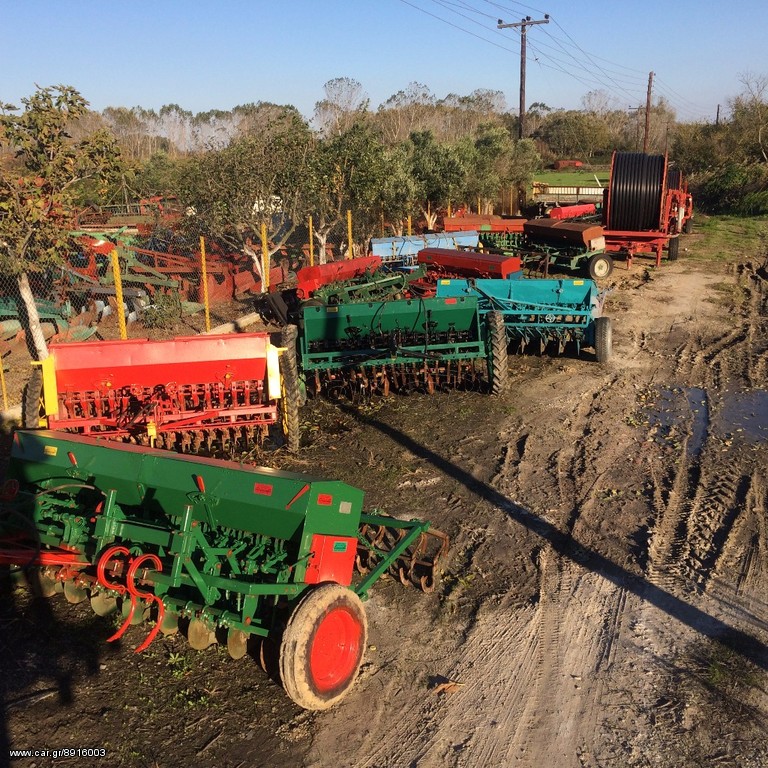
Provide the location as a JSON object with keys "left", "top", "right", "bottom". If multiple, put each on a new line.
{"left": 497, "top": 15, "right": 549, "bottom": 139}
{"left": 643, "top": 71, "right": 654, "bottom": 153}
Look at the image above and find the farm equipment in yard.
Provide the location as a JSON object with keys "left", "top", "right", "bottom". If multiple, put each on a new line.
{"left": 435, "top": 277, "right": 612, "bottom": 363}
{"left": 62, "top": 233, "right": 281, "bottom": 311}
{"left": 24, "top": 332, "right": 301, "bottom": 453}
{"left": 416, "top": 248, "right": 523, "bottom": 281}
{"left": 0, "top": 429, "right": 448, "bottom": 709}
{"left": 478, "top": 220, "right": 613, "bottom": 280}
{"left": 298, "top": 295, "right": 510, "bottom": 399}
{"left": 0, "top": 297, "right": 98, "bottom": 351}
{"left": 260, "top": 256, "right": 405, "bottom": 326}
{"left": 370, "top": 231, "right": 480, "bottom": 269}
{"left": 442, "top": 215, "right": 527, "bottom": 235}
{"left": 602, "top": 151, "right": 693, "bottom": 266}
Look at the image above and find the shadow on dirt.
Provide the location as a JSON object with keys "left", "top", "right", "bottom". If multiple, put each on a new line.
{"left": 0, "top": 477, "right": 108, "bottom": 758}
{"left": 336, "top": 403, "right": 768, "bottom": 672}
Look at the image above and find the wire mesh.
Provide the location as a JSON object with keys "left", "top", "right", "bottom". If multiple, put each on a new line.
{"left": 0, "top": 209, "right": 372, "bottom": 412}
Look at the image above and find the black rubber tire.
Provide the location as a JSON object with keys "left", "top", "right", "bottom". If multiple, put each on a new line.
{"left": 667, "top": 236, "right": 680, "bottom": 261}
{"left": 683, "top": 218, "right": 693, "bottom": 234}
{"left": 594, "top": 316, "right": 612, "bottom": 363}
{"left": 279, "top": 584, "right": 367, "bottom": 711}
{"left": 22, "top": 367, "right": 44, "bottom": 428}
{"left": 487, "top": 311, "right": 509, "bottom": 395}
{"left": 279, "top": 325, "right": 302, "bottom": 452}
{"left": 587, "top": 253, "right": 614, "bottom": 280}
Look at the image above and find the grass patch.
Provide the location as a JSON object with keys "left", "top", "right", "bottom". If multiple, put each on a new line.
{"left": 684, "top": 214, "right": 768, "bottom": 262}
{"left": 705, "top": 281, "right": 746, "bottom": 309}
{"left": 534, "top": 169, "right": 609, "bottom": 186}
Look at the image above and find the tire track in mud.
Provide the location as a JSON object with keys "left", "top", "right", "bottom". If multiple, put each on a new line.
{"left": 678, "top": 461, "right": 753, "bottom": 588}
{"left": 648, "top": 263, "right": 767, "bottom": 598}
{"left": 339, "top": 560, "right": 630, "bottom": 768}
{"left": 710, "top": 470, "right": 768, "bottom": 596}
{"left": 316, "top": 368, "right": 631, "bottom": 768}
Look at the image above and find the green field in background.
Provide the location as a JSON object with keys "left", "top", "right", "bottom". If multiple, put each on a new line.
{"left": 534, "top": 170, "right": 610, "bottom": 186}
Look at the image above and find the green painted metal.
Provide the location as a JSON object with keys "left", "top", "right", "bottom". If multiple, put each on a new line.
{"left": 300, "top": 295, "right": 487, "bottom": 372}
{"left": 310, "top": 266, "right": 426, "bottom": 306}
{"left": 2, "top": 430, "right": 438, "bottom": 639}
{"left": 5, "top": 430, "right": 362, "bottom": 634}
{"left": 479, "top": 231, "right": 600, "bottom": 273}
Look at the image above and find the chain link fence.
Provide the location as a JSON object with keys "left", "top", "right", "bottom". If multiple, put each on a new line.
{"left": 0, "top": 207, "right": 376, "bottom": 413}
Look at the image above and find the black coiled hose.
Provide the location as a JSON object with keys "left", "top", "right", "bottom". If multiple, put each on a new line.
{"left": 608, "top": 152, "right": 666, "bottom": 231}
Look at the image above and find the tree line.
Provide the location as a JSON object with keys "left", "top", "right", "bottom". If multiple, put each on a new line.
{"left": 1, "top": 76, "right": 767, "bottom": 358}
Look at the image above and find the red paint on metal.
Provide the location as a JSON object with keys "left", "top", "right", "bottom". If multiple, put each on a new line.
{"left": 317, "top": 493, "right": 333, "bottom": 506}
{"left": 307, "top": 599, "right": 363, "bottom": 692}
{"left": 49, "top": 333, "right": 269, "bottom": 393}
{"left": 0, "top": 548, "right": 89, "bottom": 567}
{"left": 417, "top": 248, "right": 522, "bottom": 279}
{"left": 194, "top": 475, "right": 206, "bottom": 493}
{"left": 546, "top": 203, "right": 596, "bottom": 220}
{"left": 304, "top": 535, "right": 358, "bottom": 586}
{"left": 294, "top": 256, "right": 382, "bottom": 299}
{"left": 286, "top": 484, "right": 311, "bottom": 509}
{"left": 443, "top": 214, "right": 526, "bottom": 233}
{"left": 253, "top": 483, "right": 273, "bottom": 496}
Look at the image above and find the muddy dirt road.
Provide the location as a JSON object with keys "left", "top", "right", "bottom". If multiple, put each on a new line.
{"left": 2, "top": 231, "right": 768, "bottom": 768}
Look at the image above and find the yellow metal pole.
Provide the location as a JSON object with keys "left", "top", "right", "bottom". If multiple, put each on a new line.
{"left": 199, "top": 235, "right": 211, "bottom": 333}
{"left": 477, "top": 197, "right": 481, "bottom": 215}
{"left": 346, "top": 209, "right": 353, "bottom": 260}
{"left": 0, "top": 356, "right": 8, "bottom": 411}
{"left": 407, "top": 214, "right": 412, "bottom": 236}
{"left": 447, "top": 200, "right": 452, "bottom": 218}
{"left": 308, "top": 215, "right": 315, "bottom": 267}
{"left": 110, "top": 248, "right": 128, "bottom": 340}
{"left": 260, "top": 223, "right": 270, "bottom": 291}
{"left": 380, "top": 213, "right": 385, "bottom": 238}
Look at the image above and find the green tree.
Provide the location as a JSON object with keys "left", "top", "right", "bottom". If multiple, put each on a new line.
{"left": 178, "top": 111, "right": 312, "bottom": 280}
{"left": 457, "top": 125, "right": 539, "bottom": 214}
{"left": 305, "top": 123, "right": 389, "bottom": 262}
{"left": 378, "top": 143, "right": 419, "bottom": 235}
{"left": 408, "top": 131, "right": 464, "bottom": 228}
{"left": 0, "top": 85, "right": 121, "bottom": 360}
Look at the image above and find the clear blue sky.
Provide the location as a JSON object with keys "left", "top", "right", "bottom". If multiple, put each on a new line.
{"left": 2, "top": 0, "right": 765, "bottom": 124}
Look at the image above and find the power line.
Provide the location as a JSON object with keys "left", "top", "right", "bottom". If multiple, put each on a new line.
{"left": 397, "top": 0, "right": 709, "bottom": 123}
{"left": 396, "top": 0, "right": 519, "bottom": 53}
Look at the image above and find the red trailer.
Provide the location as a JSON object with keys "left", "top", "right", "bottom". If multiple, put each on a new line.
{"left": 443, "top": 214, "right": 527, "bottom": 234}
{"left": 602, "top": 152, "right": 693, "bottom": 267}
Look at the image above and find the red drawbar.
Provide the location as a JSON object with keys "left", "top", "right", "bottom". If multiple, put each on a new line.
{"left": 304, "top": 535, "right": 357, "bottom": 586}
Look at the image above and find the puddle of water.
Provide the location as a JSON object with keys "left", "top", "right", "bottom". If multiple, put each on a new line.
{"left": 685, "top": 387, "right": 708, "bottom": 457}
{"left": 714, "top": 389, "right": 768, "bottom": 443}
{"left": 643, "top": 386, "right": 709, "bottom": 457}
{"left": 643, "top": 386, "right": 768, "bottom": 453}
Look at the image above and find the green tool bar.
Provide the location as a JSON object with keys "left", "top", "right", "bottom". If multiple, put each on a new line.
{"left": 353, "top": 514, "right": 431, "bottom": 599}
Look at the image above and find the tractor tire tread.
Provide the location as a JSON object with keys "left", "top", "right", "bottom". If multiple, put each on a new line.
{"left": 279, "top": 325, "right": 302, "bottom": 451}
{"left": 595, "top": 316, "right": 612, "bottom": 363}
{"left": 279, "top": 584, "right": 367, "bottom": 711}
{"left": 488, "top": 311, "right": 509, "bottom": 395}
{"left": 22, "top": 367, "right": 43, "bottom": 429}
